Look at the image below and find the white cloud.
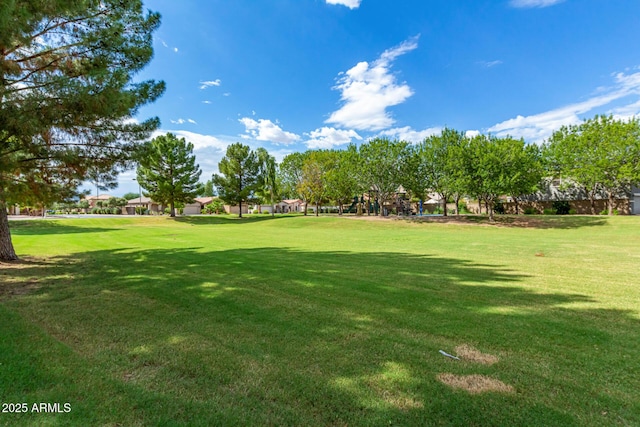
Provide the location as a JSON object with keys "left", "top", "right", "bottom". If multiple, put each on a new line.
{"left": 326, "top": 0, "right": 361, "bottom": 9}
{"left": 239, "top": 117, "right": 300, "bottom": 145}
{"left": 488, "top": 70, "right": 640, "bottom": 143}
{"left": 465, "top": 130, "right": 481, "bottom": 138}
{"left": 151, "top": 129, "right": 228, "bottom": 151}
{"left": 202, "top": 100, "right": 212, "bottom": 104}
{"left": 608, "top": 99, "right": 640, "bottom": 121}
{"left": 325, "top": 36, "right": 419, "bottom": 131}
{"left": 478, "top": 60, "right": 503, "bottom": 68}
{"left": 199, "top": 79, "right": 221, "bottom": 90}
{"left": 378, "top": 126, "right": 441, "bottom": 143}
{"left": 509, "top": 0, "right": 565, "bottom": 8}
{"left": 173, "top": 47, "right": 179, "bottom": 53}
{"left": 305, "top": 127, "right": 362, "bottom": 149}
{"left": 170, "top": 118, "right": 197, "bottom": 125}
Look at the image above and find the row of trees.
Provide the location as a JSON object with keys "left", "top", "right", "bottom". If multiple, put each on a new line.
{"left": 208, "top": 115, "right": 640, "bottom": 221}
{"left": 276, "top": 133, "right": 541, "bottom": 221}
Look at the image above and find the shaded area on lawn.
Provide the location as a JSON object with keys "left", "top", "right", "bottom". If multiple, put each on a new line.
{"left": 397, "top": 215, "right": 609, "bottom": 229}
{"left": 8, "top": 220, "right": 121, "bottom": 235}
{"left": 2, "top": 247, "right": 639, "bottom": 426}
{"left": 174, "top": 214, "right": 295, "bottom": 226}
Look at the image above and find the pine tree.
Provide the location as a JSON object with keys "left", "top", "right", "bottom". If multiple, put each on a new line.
{"left": 213, "top": 143, "right": 261, "bottom": 218}
{"left": 136, "top": 133, "right": 202, "bottom": 217}
{"left": 0, "top": 0, "right": 165, "bottom": 260}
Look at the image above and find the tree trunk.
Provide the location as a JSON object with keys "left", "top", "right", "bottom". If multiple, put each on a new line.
{"left": 487, "top": 198, "right": 495, "bottom": 222}
{"left": 239, "top": 200, "right": 243, "bottom": 218}
{"left": 303, "top": 201, "right": 308, "bottom": 216}
{"left": 513, "top": 197, "right": 520, "bottom": 215}
{"left": 0, "top": 203, "right": 19, "bottom": 261}
{"left": 441, "top": 194, "right": 448, "bottom": 216}
{"left": 478, "top": 198, "right": 482, "bottom": 215}
{"left": 170, "top": 201, "right": 175, "bottom": 217}
{"left": 589, "top": 192, "right": 596, "bottom": 215}
{"left": 454, "top": 194, "right": 460, "bottom": 216}
{"left": 608, "top": 191, "right": 615, "bottom": 215}
{"left": 315, "top": 202, "right": 319, "bottom": 216}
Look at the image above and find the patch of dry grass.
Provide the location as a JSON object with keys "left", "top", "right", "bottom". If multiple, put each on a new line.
{"left": 437, "top": 373, "right": 514, "bottom": 394}
{"left": 455, "top": 344, "right": 500, "bottom": 365}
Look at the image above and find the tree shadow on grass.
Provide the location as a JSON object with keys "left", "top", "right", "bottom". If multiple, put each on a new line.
{"left": 174, "top": 214, "right": 296, "bottom": 226}
{"left": 2, "top": 247, "right": 639, "bottom": 426}
{"left": 401, "top": 215, "right": 609, "bottom": 229}
{"left": 8, "top": 220, "right": 121, "bottom": 235}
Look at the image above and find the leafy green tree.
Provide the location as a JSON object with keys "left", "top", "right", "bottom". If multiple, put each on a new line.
{"left": 136, "top": 133, "right": 202, "bottom": 217}
{"left": 279, "top": 151, "right": 310, "bottom": 214}
{"left": 357, "top": 138, "right": 411, "bottom": 216}
{"left": 410, "top": 128, "right": 467, "bottom": 216}
{"left": 256, "top": 148, "right": 278, "bottom": 217}
{"left": 464, "top": 134, "right": 508, "bottom": 221}
{"left": 204, "top": 199, "right": 226, "bottom": 214}
{"left": 502, "top": 138, "right": 543, "bottom": 214}
{"left": 325, "top": 147, "right": 361, "bottom": 215}
{"left": 297, "top": 150, "right": 332, "bottom": 216}
{"left": 0, "top": 0, "right": 165, "bottom": 260}
{"left": 213, "top": 143, "right": 261, "bottom": 218}
{"left": 198, "top": 179, "right": 216, "bottom": 197}
{"left": 122, "top": 192, "right": 141, "bottom": 201}
{"left": 545, "top": 115, "right": 640, "bottom": 215}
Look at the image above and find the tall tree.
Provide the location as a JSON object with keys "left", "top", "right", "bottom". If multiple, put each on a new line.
{"left": 411, "top": 128, "right": 467, "bottom": 216}
{"left": 279, "top": 151, "right": 310, "bottom": 214}
{"left": 357, "top": 138, "right": 411, "bottom": 216}
{"left": 297, "top": 150, "right": 332, "bottom": 216}
{"left": 0, "top": 1, "right": 165, "bottom": 260}
{"left": 213, "top": 143, "right": 260, "bottom": 218}
{"left": 545, "top": 115, "right": 640, "bottom": 215}
{"left": 256, "top": 147, "right": 278, "bottom": 217}
{"left": 502, "top": 138, "right": 543, "bottom": 214}
{"left": 198, "top": 179, "right": 216, "bottom": 198}
{"left": 325, "top": 147, "right": 361, "bottom": 215}
{"left": 136, "top": 133, "right": 202, "bottom": 217}
{"left": 464, "top": 134, "right": 513, "bottom": 221}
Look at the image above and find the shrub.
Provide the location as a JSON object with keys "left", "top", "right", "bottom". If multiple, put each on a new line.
{"left": 599, "top": 209, "right": 608, "bottom": 215}
{"left": 494, "top": 202, "right": 505, "bottom": 214}
{"left": 568, "top": 209, "right": 577, "bottom": 215}
{"left": 458, "top": 202, "right": 471, "bottom": 214}
{"left": 552, "top": 201, "right": 571, "bottom": 215}
{"left": 263, "top": 210, "right": 270, "bottom": 214}
{"left": 543, "top": 208, "right": 556, "bottom": 215}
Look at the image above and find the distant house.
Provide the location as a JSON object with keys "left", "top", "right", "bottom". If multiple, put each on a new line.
{"left": 281, "top": 199, "right": 304, "bottom": 213}
{"left": 125, "top": 196, "right": 164, "bottom": 215}
{"left": 83, "top": 194, "right": 113, "bottom": 208}
{"left": 182, "top": 202, "right": 202, "bottom": 215}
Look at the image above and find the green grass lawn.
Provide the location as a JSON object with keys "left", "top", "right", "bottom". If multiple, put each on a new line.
{"left": 1, "top": 214, "right": 639, "bottom": 426}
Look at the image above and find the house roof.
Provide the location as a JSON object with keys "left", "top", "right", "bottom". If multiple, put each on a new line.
{"left": 127, "top": 196, "right": 154, "bottom": 204}
{"left": 195, "top": 197, "right": 215, "bottom": 205}
{"left": 282, "top": 199, "right": 303, "bottom": 204}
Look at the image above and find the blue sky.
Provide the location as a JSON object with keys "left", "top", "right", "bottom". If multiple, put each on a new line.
{"left": 107, "top": 0, "right": 640, "bottom": 196}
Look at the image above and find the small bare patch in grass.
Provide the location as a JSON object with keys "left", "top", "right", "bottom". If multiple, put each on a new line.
{"left": 437, "top": 373, "right": 514, "bottom": 394}
{"left": 455, "top": 344, "right": 499, "bottom": 365}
